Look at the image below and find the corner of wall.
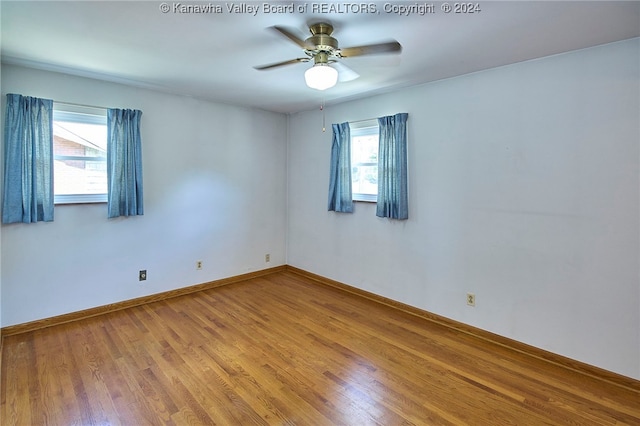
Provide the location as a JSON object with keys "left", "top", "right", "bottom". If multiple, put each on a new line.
{"left": 0, "top": 61, "right": 4, "bottom": 332}
{"left": 284, "top": 112, "right": 291, "bottom": 266}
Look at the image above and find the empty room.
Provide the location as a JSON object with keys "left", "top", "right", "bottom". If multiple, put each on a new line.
{"left": 1, "top": 1, "right": 639, "bottom": 424}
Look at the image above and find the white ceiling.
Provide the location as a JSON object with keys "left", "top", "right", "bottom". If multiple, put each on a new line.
{"left": 1, "top": 1, "right": 639, "bottom": 114}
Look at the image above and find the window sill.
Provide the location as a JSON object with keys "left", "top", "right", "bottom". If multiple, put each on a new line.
{"left": 55, "top": 194, "right": 107, "bottom": 205}
{"left": 55, "top": 201, "right": 107, "bottom": 206}
{"left": 353, "top": 193, "right": 377, "bottom": 203}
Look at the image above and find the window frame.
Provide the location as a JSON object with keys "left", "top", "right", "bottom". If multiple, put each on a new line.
{"left": 350, "top": 120, "right": 379, "bottom": 203}
{"left": 52, "top": 104, "right": 108, "bottom": 205}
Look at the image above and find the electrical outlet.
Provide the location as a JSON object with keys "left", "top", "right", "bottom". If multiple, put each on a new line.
{"left": 196, "top": 261, "right": 202, "bottom": 270}
{"left": 265, "top": 253, "right": 270, "bottom": 263}
{"left": 139, "top": 270, "right": 147, "bottom": 281}
{"left": 467, "top": 293, "right": 476, "bottom": 307}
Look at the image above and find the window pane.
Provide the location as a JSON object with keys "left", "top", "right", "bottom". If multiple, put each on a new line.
{"left": 53, "top": 159, "right": 107, "bottom": 195}
{"left": 351, "top": 134, "right": 378, "bottom": 164}
{"left": 53, "top": 115, "right": 108, "bottom": 201}
{"left": 352, "top": 164, "right": 378, "bottom": 195}
{"left": 351, "top": 129, "right": 379, "bottom": 200}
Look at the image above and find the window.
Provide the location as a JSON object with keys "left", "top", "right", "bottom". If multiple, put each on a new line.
{"left": 53, "top": 104, "right": 108, "bottom": 204}
{"left": 350, "top": 120, "right": 378, "bottom": 202}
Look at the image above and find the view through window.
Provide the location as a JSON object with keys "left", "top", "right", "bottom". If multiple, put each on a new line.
{"left": 53, "top": 105, "right": 108, "bottom": 204}
{"left": 351, "top": 121, "right": 378, "bottom": 202}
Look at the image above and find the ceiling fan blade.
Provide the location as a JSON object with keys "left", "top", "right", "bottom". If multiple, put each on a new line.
{"left": 338, "top": 41, "right": 402, "bottom": 58}
{"left": 333, "top": 62, "right": 360, "bottom": 82}
{"left": 270, "top": 26, "right": 315, "bottom": 50}
{"left": 254, "top": 58, "right": 309, "bottom": 70}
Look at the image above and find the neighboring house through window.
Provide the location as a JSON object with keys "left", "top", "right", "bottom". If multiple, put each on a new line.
{"left": 53, "top": 104, "right": 108, "bottom": 204}
{"left": 350, "top": 119, "right": 378, "bottom": 202}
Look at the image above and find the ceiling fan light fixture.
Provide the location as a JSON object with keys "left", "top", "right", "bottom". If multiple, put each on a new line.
{"left": 304, "top": 63, "right": 338, "bottom": 90}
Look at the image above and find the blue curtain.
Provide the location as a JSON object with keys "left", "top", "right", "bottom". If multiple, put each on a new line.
{"left": 328, "top": 122, "right": 353, "bottom": 213}
{"left": 377, "top": 113, "right": 409, "bottom": 220}
{"left": 2, "top": 94, "right": 54, "bottom": 223}
{"left": 107, "top": 109, "right": 144, "bottom": 218}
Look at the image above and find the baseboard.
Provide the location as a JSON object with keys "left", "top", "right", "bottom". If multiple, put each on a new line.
{"left": 285, "top": 265, "right": 640, "bottom": 393}
{"left": 2, "top": 263, "right": 638, "bottom": 393}
{"left": 0, "top": 265, "right": 287, "bottom": 337}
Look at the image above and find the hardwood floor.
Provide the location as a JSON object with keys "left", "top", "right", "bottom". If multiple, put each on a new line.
{"left": 2, "top": 270, "right": 639, "bottom": 425}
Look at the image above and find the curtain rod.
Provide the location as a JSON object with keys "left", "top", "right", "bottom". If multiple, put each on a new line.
{"left": 54, "top": 100, "right": 108, "bottom": 110}
{"left": 348, "top": 118, "right": 378, "bottom": 124}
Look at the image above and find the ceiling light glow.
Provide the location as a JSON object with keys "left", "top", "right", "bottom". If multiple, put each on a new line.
{"left": 304, "top": 63, "right": 338, "bottom": 90}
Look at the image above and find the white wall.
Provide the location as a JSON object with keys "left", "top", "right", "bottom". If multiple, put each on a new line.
{"left": 0, "top": 65, "right": 288, "bottom": 327}
{"left": 0, "top": 60, "right": 3, "bottom": 331}
{"left": 287, "top": 39, "right": 640, "bottom": 379}
{"left": 2, "top": 39, "right": 638, "bottom": 380}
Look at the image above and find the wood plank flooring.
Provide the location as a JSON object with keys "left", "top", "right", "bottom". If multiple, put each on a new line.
{"left": 2, "top": 270, "right": 639, "bottom": 425}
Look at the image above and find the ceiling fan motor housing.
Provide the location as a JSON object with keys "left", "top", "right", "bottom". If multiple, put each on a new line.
{"left": 306, "top": 22, "right": 339, "bottom": 53}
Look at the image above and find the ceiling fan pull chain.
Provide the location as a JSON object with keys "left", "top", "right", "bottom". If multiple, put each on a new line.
{"left": 321, "top": 100, "right": 326, "bottom": 132}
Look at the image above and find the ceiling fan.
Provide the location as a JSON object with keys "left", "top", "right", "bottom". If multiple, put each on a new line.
{"left": 254, "top": 22, "right": 402, "bottom": 90}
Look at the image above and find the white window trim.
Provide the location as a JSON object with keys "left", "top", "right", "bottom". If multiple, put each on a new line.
{"left": 54, "top": 194, "right": 108, "bottom": 204}
{"left": 53, "top": 103, "right": 108, "bottom": 204}
{"left": 350, "top": 120, "right": 378, "bottom": 203}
